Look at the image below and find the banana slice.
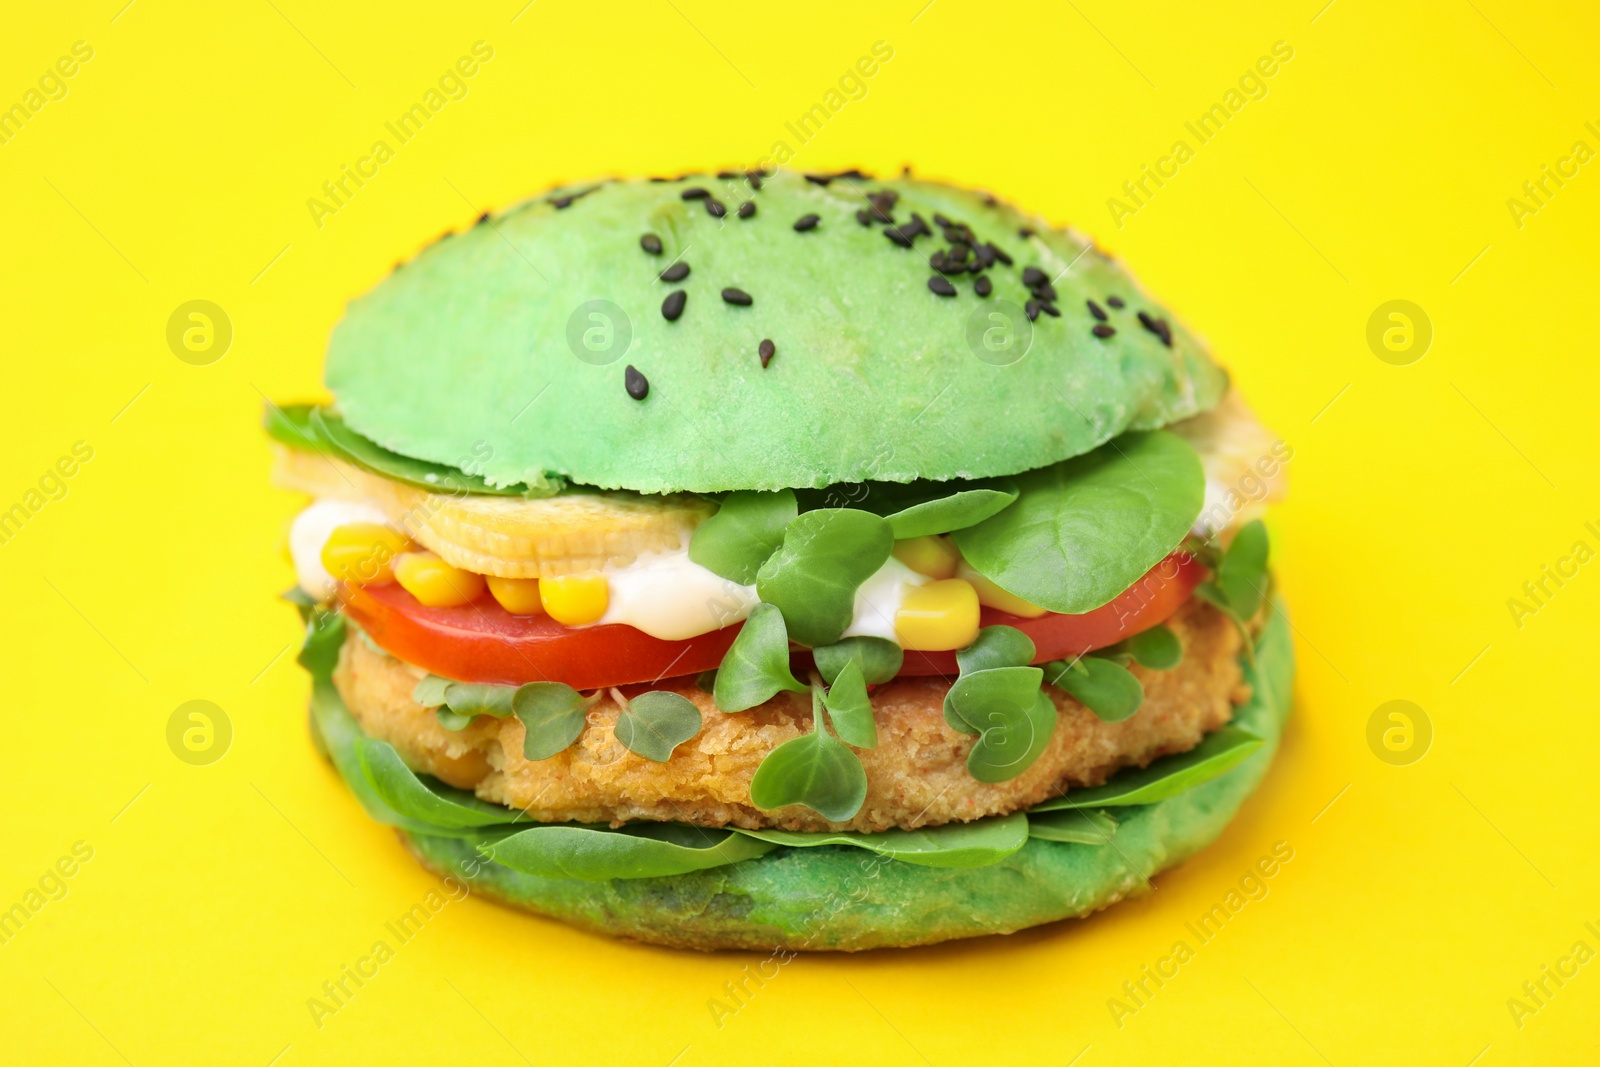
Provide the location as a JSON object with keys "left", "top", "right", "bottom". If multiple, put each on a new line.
{"left": 270, "top": 447, "right": 713, "bottom": 578}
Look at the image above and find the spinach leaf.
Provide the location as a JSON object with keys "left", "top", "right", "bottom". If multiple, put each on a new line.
{"left": 1122, "top": 624, "right": 1182, "bottom": 670}
{"left": 309, "top": 407, "right": 541, "bottom": 497}
{"left": 822, "top": 662, "right": 877, "bottom": 748}
{"left": 296, "top": 609, "right": 346, "bottom": 675}
{"left": 511, "top": 682, "right": 590, "bottom": 760}
{"left": 281, "top": 585, "right": 318, "bottom": 622}
{"left": 944, "top": 664, "right": 1042, "bottom": 735}
{"left": 956, "top": 625, "right": 1037, "bottom": 674}
{"left": 1027, "top": 808, "right": 1118, "bottom": 844}
{"left": 479, "top": 822, "right": 774, "bottom": 880}
{"left": 952, "top": 430, "right": 1204, "bottom": 614}
{"left": 1044, "top": 657, "right": 1144, "bottom": 722}
{"left": 262, "top": 401, "right": 330, "bottom": 453}
{"left": 1029, "top": 726, "right": 1264, "bottom": 811}
{"left": 732, "top": 811, "right": 1029, "bottom": 869}
{"left": 813, "top": 636, "right": 903, "bottom": 686}
{"left": 748, "top": 691, "right": 869, "bottom": 821}
{"left": 412, "top": 675, "right": 451, "bottom": 707}
{"left": 967, "top": 688, "right": 1057, "bottom": 784}
{"left": 615, "top": 691, "right": 702, "bottom": 761}
{"left": 713, "top": 603, "right": 807, "bottom": 712}
{"left": 688, "top": 489, "right": 797, "bottom": 584}
{"left": 353, "top": 737, "right": 521, "bottom": 829}
{"left": 882, "top": 487, "right": 1018, "bottom": 539}
{"left": 1199, "top": 519, "right": 1270, "bottom": 621}
{"left": 755, "top": 508, "right": 893, "bottom": 647}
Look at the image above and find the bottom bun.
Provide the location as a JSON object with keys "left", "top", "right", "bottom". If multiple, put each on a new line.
{"left": 401, "top": 604, "right": 1294, "bottom": 952}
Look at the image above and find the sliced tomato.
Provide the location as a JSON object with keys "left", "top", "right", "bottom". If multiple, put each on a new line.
{"left": 340, "top": 583, "right": 738, "bottom": 690}
{"left": 891, "top": 551, "right": 1202, "bottom": 676}
{"left": 340, "top": 551, "right": 1201, "bottom": 689}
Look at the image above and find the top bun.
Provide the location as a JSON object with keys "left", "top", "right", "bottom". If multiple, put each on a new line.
{"left": 325, "top": 169, "right": 1227, "bottom": 494}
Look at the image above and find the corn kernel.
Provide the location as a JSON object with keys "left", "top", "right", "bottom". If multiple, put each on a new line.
{"left": 957, "top": 561, "right": 1049, "bottom": 618}
{"left": 321, "top": 523, "right": 409, "bottom": 585}
{"left": 892, "top": 535, "right": 961, "bottom": 580}
{"left": 393, "top": 551, "right": 487, "bottom": 607}
{"left": 895, "top": 578, "right": 981, "bottom": 651}
{"left": 486, "top": 575, "right": 544, "bottom": 615}
{"left": 539, "top": 572, "right": 609, "bottom": 626}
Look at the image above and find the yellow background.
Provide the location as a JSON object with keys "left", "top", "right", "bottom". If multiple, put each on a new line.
{"left": 4, "top": 0, "right": 1597, "bottom": 1062}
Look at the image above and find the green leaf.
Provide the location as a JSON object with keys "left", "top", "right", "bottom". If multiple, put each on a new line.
{"left": 956, "top": 625, "right": 1037, "bottom": 674}
{"left": 755, "top": 508, "right": 893, "bottom": 647}
{"left": 262, "top": 401, "right": 330, "bottom": 453}
{"left": 882, "top": 487, "right": 1018, "bottom": 539}
{"left": 615, "top": 691, "right": 702, "bottom": 762}
{"left": 1215, "top": 519, "right": 1270, "bottom": 619}
{"left": 309, "top": 406, "right": 547, "bottom": 498}
{"left": 748, "top": 692, "right": 869, "bottom": 821}
{"left": 695, "top": 669, "right": 718, "bottom": 693}
{"left": 281, "top": 585, "right": 318, "bottom": 623}
{"left": 1123, "top": 624, "right": 1182, "bottom": 670}
{"left": 813, "top": 636, "right": 903, "bottom": 686}
{"left": 446, "top": 681, "right": 517, "bottom": 717}
{"left": 511, "top": 682, "right": 589, "bottom": 760}
{"left": 296, "top": 609, "right": 346, "bottom": 675}
{"left": 967, "top": 688, "right": 1057, "bottom": 784}
{"left": 943, "top": 664, "right": 1043, "bottom": 735}
{"left": 732, "top": 811, "right": 1029, "bottom": 869}
{"left": 436, "top": 708, "right": 476, "bottom": 731}
{"left": 952, "top": 430, "right": 1204, "bottom": 614}
{"left": 353, "top": 737, "right": 520, "bottom": 829}
{"left": 1030, "top": 726, "right": 1265, "bottom": 811}
{"left": 480, "top": 822, "right": 775, "bottom": 880}
{"left": 412, "top": 675, "right": 451, "bottom": 707}
{"left": 1027, "top": 808, "right": 1118, "bottom": 844}
{"left": 1044, "top": 656, "right": 1144, "bottom": 722}
{"left": 822, "top": 662, "right": 877, "bottom": 748}
{"left": 713, "top": 603, "right": 807, "bottom": 712}
{"left": 688, "top": 489, "right": 798, "bottom": 584}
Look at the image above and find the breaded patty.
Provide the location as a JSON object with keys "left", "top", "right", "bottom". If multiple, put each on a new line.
{"left": 332, "top": 598, "right": 1247, "bottom": 833}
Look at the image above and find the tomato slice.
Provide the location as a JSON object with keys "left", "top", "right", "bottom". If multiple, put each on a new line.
{"left": 340, "top": 552, "right": 1200, "bottom": 689}
{"left": 340, "top": 583, "right": 739, "bottom": 690}
{"left": 891, "top": 552, "right": 1202, "bottom": 676}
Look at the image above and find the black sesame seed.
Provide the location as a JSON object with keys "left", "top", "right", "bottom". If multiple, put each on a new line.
{"left": 933, "top": 213, "right": 953, "bottom": 228}
{"left": 793, "top": 213, "right": 820, "bottom": 232}
{"left": 748, "top": 173, "right": 764, "bottom": 190}
{"left": 660, "top": 262, "right": 689, "bottom": 282}
{"left": 705, "top": 198, "right": 726, "bottom": 218}
{"left": 625, "top": 365, "right": 649, "bottom": 400}
{"left": 1087, "top": 300, "right": 1107, "bottom": 321}
{"left": 1022, "top": 266, "right": 1048, "bottom": 288}
{"left": 1107, "top": 296, "right": 1125, "bottom": 309}
{"left": 475, "top": 211, "right": 489, "bottom": 225}
{"left": 989, "top": 243, "right": 1013, "bottom": 266}
{"left": 928, "top": 276, "right": 957, "bottom": 297}
{"left": 1032, "top": 282, "right": 1058, "bottom": 302}
{"left": 640, "top": 233, "right": 663, "bottom": 255}
{"left": 648, "top": 176, "right": 669, "bottom": 183}
{"left": 722, "top": 287, "right": 753, "bottom": 306}
{"left": 1019, "top": 227, "right": 1035, "bottom": 238}
{"left": 661, "top": 290, "right": 686, "bottom": 321}
{"left": 551, "top": 196, "right": 574, "bottom": 209}
{"left": 758, "top": 339, "right": 775, "bottom": 367}
{"left": 717, "top": 170, "right": 738, "bottom": 179}
{"left": 870, "top": 189, "right": 899, "bottom": 209}
{"left": 1025, "top": 300, "right": 1041, "bottom": 321}
{"left": 681, "top": 187, "right": 710, "bottom": 200}
{"left": 907, "top": 213, "right": 929, "bottom": 237}
{"left": 948, "top": 244, "right": 969, "bottom": 263}
{"left": 1039, "top": 302, "right": 1061, "bottom": 318}
{"left": 856, "top": 208, "right": 873, "bottom": 226}
{"left": 974, "top": 244, "right": 996, "bottom": 268}
{"left": 738, "top": 201, "right": 756, "bottom": 219}
{"left": 804, "top": 174, "right": 832, "bottom": 186}
{"left": 1092, "top": 323, "right": 1116, "bottom": 338}
{"left": 974, "top": 276, "right": 993, "bottom": 297}
{"left": 1138, "top": 311, "right": 1173, "bottom": 346}
{"left": 884, "top": 227, "right": 913, "bottom": 248}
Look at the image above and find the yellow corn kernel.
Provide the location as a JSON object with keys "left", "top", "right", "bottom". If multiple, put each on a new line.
{"left": 892, "top": 535, "right": 961, "bottom": 580}
{"left": 393, "top": 551, "right": 487, "bottom": 608}
{"left": 539, "top": 572, "right": 609, "bottom": 626}
{"left": 321, "top": 523, "right": 409, "bottom": 585}
{"left": 957, "top": 561, "right": 1049, "bottom": 618}
{"left": 486, "top": 575, "right": 544, "bottom": 615}
{"left": 895, "top": 578, "right": 981, "bottom": 651}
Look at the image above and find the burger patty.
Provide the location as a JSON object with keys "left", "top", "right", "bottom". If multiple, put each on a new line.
{"left": 331, "top": 597, "right": 1247, "bottom": 833}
